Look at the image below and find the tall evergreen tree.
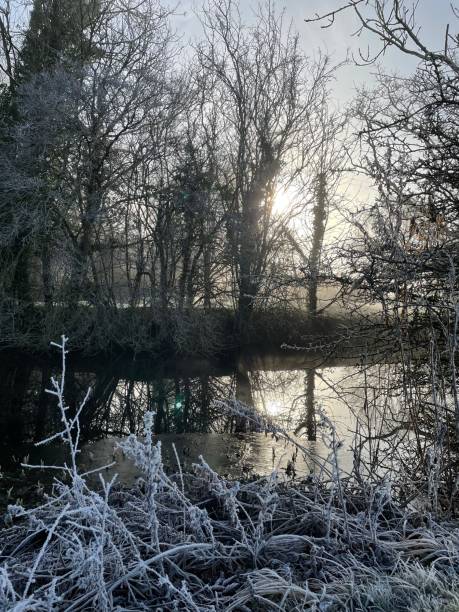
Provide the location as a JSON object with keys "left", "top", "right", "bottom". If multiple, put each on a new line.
{"left": 0, "top": 0, "right": 100, "bottom": 305}
{"left": 18, "top": 0, "right": 99, "bottom": 79}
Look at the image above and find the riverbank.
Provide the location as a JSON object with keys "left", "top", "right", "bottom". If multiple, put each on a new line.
{"left": 2, "top": 410, "right": 459, "bottom": 611}
{"left": 0, "top": 302, "right": 386, "bottom": 358}
{"left": 2, "top": 338, "right": 458, "bottom": 610}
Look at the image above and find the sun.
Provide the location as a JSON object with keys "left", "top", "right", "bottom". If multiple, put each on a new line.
{"left": 265, "top": 399, "right": 283, "bottom": 416}
{"left": 272, "top": 185, "right": 296, "bottom": 215}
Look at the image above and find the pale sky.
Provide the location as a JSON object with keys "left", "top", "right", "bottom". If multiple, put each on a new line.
{"left": 171, "top": 0, "right": 455, "bottom": 104}
{"left": 10, "top": 0, "right": 455, "bottom": 103}
{"left": 168, "top": 0, "right": 456, "bottom": 227}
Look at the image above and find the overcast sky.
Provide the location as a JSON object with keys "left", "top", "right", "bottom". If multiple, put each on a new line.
{"left": 172, "top": 0, "right": 455, "bottom": 104}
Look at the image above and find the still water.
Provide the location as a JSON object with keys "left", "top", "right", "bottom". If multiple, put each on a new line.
{"left": 0, "top": 347, "right": 402, "bottom": 505}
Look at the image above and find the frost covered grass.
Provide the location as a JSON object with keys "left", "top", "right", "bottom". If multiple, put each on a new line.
{"left": 1, "top": 338, "right": 459, "bottom": 611}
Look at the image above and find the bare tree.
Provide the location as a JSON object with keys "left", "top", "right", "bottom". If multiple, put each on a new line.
{"left": 198, "top": 0, "right": 332, "bottom": 337}
{"left": 307, "top": 1, "right": 459, "bottom": 446}
{"left": 3, "top": 1, "right": 177, "bottom": 305}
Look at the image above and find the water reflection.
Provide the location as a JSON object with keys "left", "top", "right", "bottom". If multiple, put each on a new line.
{"left": 295, "top": 369, "right": 317, "bottom": 441}
{"left": 0, "top": 351, "right": 396, "bottom": 493}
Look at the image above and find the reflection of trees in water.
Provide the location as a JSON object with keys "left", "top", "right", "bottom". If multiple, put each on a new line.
{"left": 0, "top": 361, "right": 241, "bottom": 455}
{"left": 3, "top": 355, "right": 373, "bottom": 458}
{"left": 0, "top": 359, "right": 322, "bottom": 449}
{"left": 233, "top": 366, "right": 254, "bottom": 432}
{"left": 304, "top": 369, "right": 317, "bottom": 441}
{"left": 0, "top": 359, "right": 386, "bottom": 451}
{"left": 33, "top": 363, "right": 54, "bottom": 442}
{"left": 249, "top": 370, "right": 300, "bottom": 415}
{"left": 246, "top": 368, "right": 319, "bottom": 438}
{"left": 4, "top": 355, "right": 454, "bottom": 501}
{"left": 76, "top": 372, "right": 238, "bottom": 437}
{"left": 291, "top": 369, "right": 317, "bottom": 441}
{"left": 0, "top": 361, "right": 34, "bottom": 452}
{"left": 0, "top": 360, "right": 63, "bottom": 466}
{"left": 0, "top": 361, "right": 69, "bottom": 453}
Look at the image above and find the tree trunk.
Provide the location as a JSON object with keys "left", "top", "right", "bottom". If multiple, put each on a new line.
{"left": 234, "top": 364, "right": 254, "bottom": 432}
{"left": 307, "top": 172, "right": 327, "bottom": 317}
{"left": 203, "top": 238, "right": 212, "bottom": 312}
{"left": 237, "top": 182, "right": 264, "bottom": 337}
{"left": 305, "top": 368, "right": 316, "bottom": 441}
{"left": 13, "top": 243, "right": 32, "bottom": 304}
{"left": 178, "top": 220, "right": 192, "bottom": 313}
{"left": 41, "top": 243, "right": 53, "bottom": 308}
{"left": 158, "top": 241, "right": 169, "bottom": 337}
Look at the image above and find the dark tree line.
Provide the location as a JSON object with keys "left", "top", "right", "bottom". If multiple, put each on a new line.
{"left": 0, "top": 0, "right": 339, "bottom": 352}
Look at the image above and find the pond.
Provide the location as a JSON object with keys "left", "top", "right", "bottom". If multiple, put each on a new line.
{"left": 0, "top": 343, "right": 404, "bottom": 507}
